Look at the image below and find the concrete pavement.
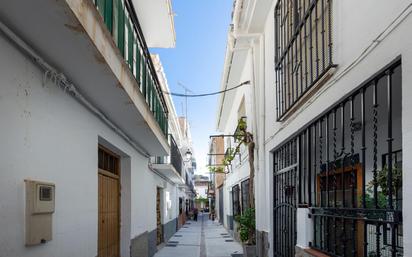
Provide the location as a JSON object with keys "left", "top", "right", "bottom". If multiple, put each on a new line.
{"left": 154, "top": 213, "right": 243, "bottom": 257}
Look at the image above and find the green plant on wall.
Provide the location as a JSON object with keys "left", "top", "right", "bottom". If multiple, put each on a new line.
{"left": 209, "top": 118, "right": 256, "bottom": 244}
{"left": 371, "top": 165, "right": 402, "bottom": 196}
{"left": 208, "top": 166, "right": 225, "bottom": 174}
{"left": 362, "top": 165, "right": 402, "bottom": 210}
{"left": 235, "top": 208, "right": 256, "bottom": 244}
{"left": 195, "top": 197, "right": 208, "bottom": 204}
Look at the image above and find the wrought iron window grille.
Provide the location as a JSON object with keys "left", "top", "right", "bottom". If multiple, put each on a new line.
{"left": 275, "top": 0, "right": 336, "bottom": 121}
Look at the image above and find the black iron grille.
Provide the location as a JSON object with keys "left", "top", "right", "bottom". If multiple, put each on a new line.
{"left": 273, "top": 59, "right": 402, "bottom": 257}
{"left": 275, "top": 0, "right": 334, "bottom": 120}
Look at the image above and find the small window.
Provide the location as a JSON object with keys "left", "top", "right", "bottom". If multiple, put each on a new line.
{"left": 98, "top": 146, "right": 120, "bottom": 175}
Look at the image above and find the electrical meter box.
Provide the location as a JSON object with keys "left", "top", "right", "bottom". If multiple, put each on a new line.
{"left": 25, "top": 180, "right": 55, "bottom": 246}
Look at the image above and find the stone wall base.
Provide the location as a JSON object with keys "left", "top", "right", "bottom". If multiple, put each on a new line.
{"left": 130, "top": 232, "right": 148, "bottom": 257}
{"left": 256, "top": 230, "right": 269, "bottom": 257}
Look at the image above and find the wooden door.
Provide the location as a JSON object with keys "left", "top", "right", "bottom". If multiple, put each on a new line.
{"left": 156, "top": 188, "right": 163, "bottom": 245}
{"left": 98, "top": 147, "right": 120, "bottom": 257}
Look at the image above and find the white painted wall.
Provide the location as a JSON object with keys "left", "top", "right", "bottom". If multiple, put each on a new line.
{"left": 218, "top": 0, "right": 412, "bottom": 256}
{"left": 195, "top": 184, "right": 208, "bottom": 199}
{"left": 259, "top": 1, "right": 412, "bottom": 256}
{"left": 0, "top": 30, "right": 178, "bottom": 257}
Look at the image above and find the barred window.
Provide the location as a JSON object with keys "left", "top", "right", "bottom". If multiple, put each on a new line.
{"left": 232, "top": 185, "right": 241, "bottom": 217}
{"left": 241, "top": 179, "right": 250, "bottom": 213}
{"left": 275, "top": 0, "right": 334, "bottom": 120}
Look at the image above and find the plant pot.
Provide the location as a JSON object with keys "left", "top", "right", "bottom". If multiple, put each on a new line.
{"left": 242, "top": 244, "right": 256, "bottom": 257}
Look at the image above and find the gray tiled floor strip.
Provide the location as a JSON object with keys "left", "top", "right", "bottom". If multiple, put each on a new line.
{"left": 154, "top": 213, "right": 243, "bottom": 257}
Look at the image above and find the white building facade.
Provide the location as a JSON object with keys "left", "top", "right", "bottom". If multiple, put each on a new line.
{"left": 217, "top": 0, "right": 412, "bottom": 257}
{"left": 0, "top": 0, "right": 194, "bottom": 257}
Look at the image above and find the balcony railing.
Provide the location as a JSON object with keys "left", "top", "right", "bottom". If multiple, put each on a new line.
{"left": 93, "top": 0, "right": 168, "bottom": 135}
{"left": 153, "top": 135, "right": 183, "bottom": 176}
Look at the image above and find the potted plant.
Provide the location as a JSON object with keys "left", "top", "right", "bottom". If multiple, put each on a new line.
{"left": 236, "top": 208, "right": 256, "bottom": 257}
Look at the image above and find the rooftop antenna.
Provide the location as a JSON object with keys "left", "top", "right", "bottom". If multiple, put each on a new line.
{"left": 177, "top": 81, "right": 193, "bottom": 138}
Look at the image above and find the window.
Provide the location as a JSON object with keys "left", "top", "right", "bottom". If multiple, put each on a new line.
{"left": 241, "top": 179, "right": 250, "bottom": 213}
{"left": 232, "top": 185, "right": 241, "bottom": 217}
{"left": 98, "top": 146, "right": 120, "bottom": 175}
{"left": 179, "top": 197, "right": 183, "bottom": 215}
{"left": 274, "top": 0, "right": 334, "bottom": 120}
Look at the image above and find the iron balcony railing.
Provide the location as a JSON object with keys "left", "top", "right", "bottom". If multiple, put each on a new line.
{"left": 169, "top": 135, "right": 183, "bottom": 176}
{"left": 94, "top": 0, "right": 168, "bottom": 135}
{"left": 153, "top": 135, "right": 183, "bottom": 176}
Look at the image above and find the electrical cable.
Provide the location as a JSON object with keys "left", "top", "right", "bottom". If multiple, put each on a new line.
{"left": 164, "top": 80, "right": 250, "bottom": 97}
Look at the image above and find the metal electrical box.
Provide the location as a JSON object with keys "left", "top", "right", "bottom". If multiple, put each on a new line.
{"left": 25, "top": 180, "right": 55, "bottom": 246}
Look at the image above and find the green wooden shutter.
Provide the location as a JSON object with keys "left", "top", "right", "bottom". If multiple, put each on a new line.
{"left": 117, "top": 0, "right": 125, "bottom": 57}
{"left": 142, "top": 57, "right": 146, "bottom": 96}
{"left": 104, "top": 0, "right": 113, "bottom": 33}
{"left": 127, "top": 22, "right": 133, "bottom": 70}
{"left": 97, "top": 0, "right": 105, "bottom": 18}
{"left": 135, "top": 45, "right": 141, "bottom": 85}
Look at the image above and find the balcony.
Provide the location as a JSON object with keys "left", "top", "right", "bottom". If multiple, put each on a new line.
{"left": 151, "top": 135, "right": 184, "bottom": 184}
{"left": 93, "top": 0, "right": 168, "bottom": 135}
{"left": 0, "top": 0, "right": 171, "bottom": 155}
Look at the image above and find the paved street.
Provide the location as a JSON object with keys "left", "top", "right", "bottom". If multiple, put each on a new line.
{"left": 154, "top": 213, "right": 243, "bottom": 257}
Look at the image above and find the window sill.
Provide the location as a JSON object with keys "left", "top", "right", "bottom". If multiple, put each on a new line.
{"left": 278, "top": 65, "right": 337, "bottom": 122}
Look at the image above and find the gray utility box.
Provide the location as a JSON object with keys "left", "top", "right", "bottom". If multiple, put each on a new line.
{"left": 25, "top": 180, "right": 55, "bottom": 246}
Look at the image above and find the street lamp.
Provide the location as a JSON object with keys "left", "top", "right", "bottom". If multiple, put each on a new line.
{"left": 185, "top": 149, "right": 192, "bottom": 161}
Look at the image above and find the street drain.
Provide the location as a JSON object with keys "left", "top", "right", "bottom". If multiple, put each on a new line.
{"left": 168, "top": 241, "right": 179, "bottom": 244}
{"left": 165, "top": 244, "right": 177, "bottom": 247}
{"left": 174, "top": 235, "right": 183, "bottom": 237}
{"left": 225, "top": 239, "right": 234, "bottom": 242}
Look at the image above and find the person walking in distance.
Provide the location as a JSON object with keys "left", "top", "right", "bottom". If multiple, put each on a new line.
{"left": 193, "top": 207, "right": 198, "bottom": 221}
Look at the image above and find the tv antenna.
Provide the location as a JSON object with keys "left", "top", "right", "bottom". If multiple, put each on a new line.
{"left": 177, "top": 81, "right": 193, "bottom": 138}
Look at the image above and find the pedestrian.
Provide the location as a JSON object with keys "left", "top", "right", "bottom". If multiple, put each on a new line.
{"left": 193, "top": 207, "right": 198, "bottom": 221}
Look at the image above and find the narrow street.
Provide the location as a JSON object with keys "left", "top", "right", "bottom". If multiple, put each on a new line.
{"left": 154, "top": 213, "right": 243, "bottom": 257}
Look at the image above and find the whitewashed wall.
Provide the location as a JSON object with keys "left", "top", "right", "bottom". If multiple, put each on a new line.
{"left": 258, "top": 1, "right": 412, "bottom": 256}
{"left": 0, "top": 31, "right": 175, "bottom": 257}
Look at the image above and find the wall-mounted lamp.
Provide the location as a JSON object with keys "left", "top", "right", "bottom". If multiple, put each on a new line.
{"left": 185, "top": 149, "right": 192, "bottom": 160}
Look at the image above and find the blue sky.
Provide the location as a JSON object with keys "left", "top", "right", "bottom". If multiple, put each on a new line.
{"left": 153, "top": 0, "right": 233, "bottom": 175}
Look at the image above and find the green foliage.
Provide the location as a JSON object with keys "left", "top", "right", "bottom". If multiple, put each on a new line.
{"left": 362, "top": 165, "right": 402, "bottom": 210}
{"left": 209, "top": 166, "right": 225, "bottom": 173}
{"left": 225, "top": 147, "right": 237, "bottom": 162}
{"left": 195, "top": 197, "right": 208, "bottom": 204}
{"left": 235, "top": 118, "right": 247, "bottom": 141}
{"left": 236, "top": 208, "right": 256, "bottom": 244}
{"left": 370, "top": 165, "right": 402, "bottom": 195}
{"left": 362, "top": 187, "right": 387, "bottom": 209}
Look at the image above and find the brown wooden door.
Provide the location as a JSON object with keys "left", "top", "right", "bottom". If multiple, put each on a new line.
{"left": 156, "top": 188, "right": 162, "bottom": 245}
{"left": 98, "top": 172, "right": 120, "bottom": 257}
